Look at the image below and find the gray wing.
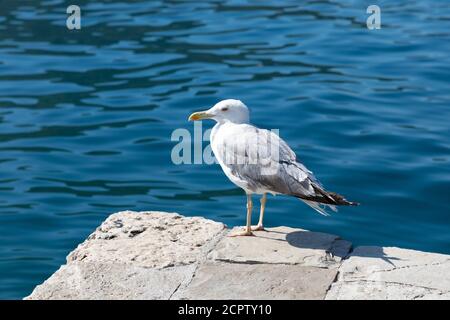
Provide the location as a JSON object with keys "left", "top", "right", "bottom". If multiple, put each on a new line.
{"left": 217, "top": 124, "right": 320, "bottom": 197}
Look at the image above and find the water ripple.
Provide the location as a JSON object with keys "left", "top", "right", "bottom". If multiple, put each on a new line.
{"left": 0, "top": 0, "right": 449, "bottom": 299}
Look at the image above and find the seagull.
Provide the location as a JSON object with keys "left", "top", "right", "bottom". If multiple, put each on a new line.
{"left": 189, "top": 99, "right": 358, "bottom": 236}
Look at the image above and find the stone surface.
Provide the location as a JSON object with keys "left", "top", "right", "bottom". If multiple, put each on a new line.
{"left": 326, "top": 246, "right": 450, "bottom": 300}
{"left": 27, "top": 263, "right": 195, "bottom": 300}
{"left": 173, "top": 262, "right": 337, "bottom": 300}
{"left": 210, "top": 226, "right": 351, "bottom": 268}
{"left": 26, "top": 211, "right": 226, "bottom": 300}
{"left": 26, "top": 211, "right": 450, "bottom": 300}
{"left": 67, "top": 211, "right": 225, "bottom": 268}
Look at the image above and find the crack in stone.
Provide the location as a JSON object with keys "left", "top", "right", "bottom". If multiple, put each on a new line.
{"left": 338, "top": 259, "right": 450, "bottom": 282}
{"left": 367, "top": 259, "right": 450, "bottom": 275}
{"left": 324, "top": 244, "right": 354, "bottom": 298}
{"left": 212, "top": 255, "right": 339, "bottom": 267}
{"left": 168, "top": 226, "right": 228, "bottom": 300}
{"left": 324, "top": 270, "right": 341, "bottom": 300}
{"left": 168, "top": 281, "right": 183, "bottom": 300}
{"left": 339, "top": 279, "right": 450, "bottom": 294}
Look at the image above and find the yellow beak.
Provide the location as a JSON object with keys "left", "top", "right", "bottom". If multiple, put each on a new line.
{"left": 188, "top": 111, "right": 213, "bottom": 121}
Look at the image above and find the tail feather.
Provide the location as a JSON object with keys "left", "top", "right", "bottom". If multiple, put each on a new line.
{"left": 302, "top": 200, "right": 337, "bottom": 216}
{"left": 302, "top": 184, "right": 359, "bottom": 206}
{"left": 322, "top": 191, "right": 359, "bottom": 206}
{"left": 296, "top": 183, "right": 359, "bottom": 215}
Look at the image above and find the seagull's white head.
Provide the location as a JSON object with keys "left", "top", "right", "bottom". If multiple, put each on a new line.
{"left": 188, "top": 99, "right": 250, "bottom": 124}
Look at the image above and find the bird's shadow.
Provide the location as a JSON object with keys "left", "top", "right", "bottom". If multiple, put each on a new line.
{"left": 257, "top": 229, "right": 400, "bottom": 266}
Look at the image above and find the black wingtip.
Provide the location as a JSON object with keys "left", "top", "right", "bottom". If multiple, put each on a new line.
{"left": 327, "top": 191, "right": 359, "bottom": 207}
{"left": 297, "top": 184, "right": 360, "bottom": 207}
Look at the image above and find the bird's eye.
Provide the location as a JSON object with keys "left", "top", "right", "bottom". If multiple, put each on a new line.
{"left": 221, "top": 107, "right": 229, "bottom": 111}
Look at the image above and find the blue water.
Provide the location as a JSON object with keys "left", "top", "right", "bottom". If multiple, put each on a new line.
{"left": 0, "top": 0, "right": 449, "bottom": 299}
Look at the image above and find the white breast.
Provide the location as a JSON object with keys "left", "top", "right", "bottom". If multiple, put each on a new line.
{"left": 210, "top": 123, "right": 253, "bottom": 192}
